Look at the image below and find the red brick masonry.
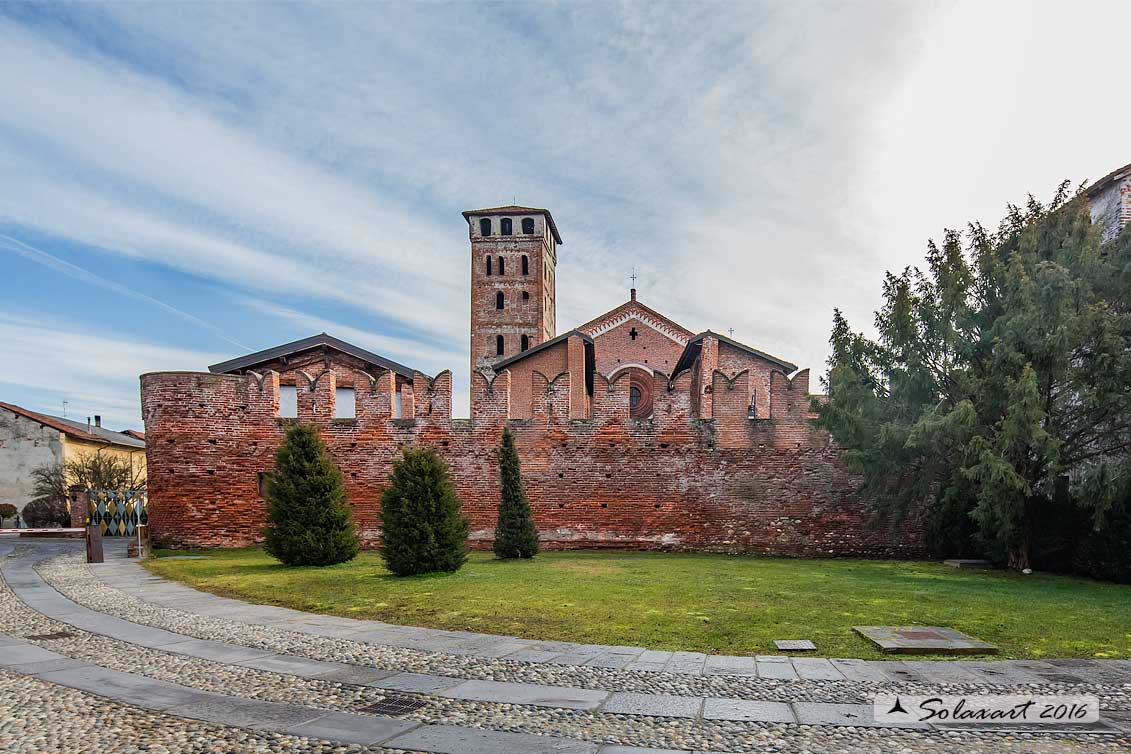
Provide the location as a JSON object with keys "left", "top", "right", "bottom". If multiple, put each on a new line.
{"left": 140, "top": 345, "right": 925, "bottom": 557}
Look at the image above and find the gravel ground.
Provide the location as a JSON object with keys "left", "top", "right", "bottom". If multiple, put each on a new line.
{"left": 37, "top": 553, "right": 1131, "bottom": 710}
{"left": 2, "top": 668, "right": 1128, "bottom": 754}
{"left": 0, "top": 669, "right": 419, "bottom": 754}
{"left": 0, "top": 553, "right": 1124, "bottom": 752}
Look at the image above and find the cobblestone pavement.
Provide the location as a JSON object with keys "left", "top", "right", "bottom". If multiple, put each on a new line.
{"left": 2, "top": 538, "right": 1129, "bottom": 754}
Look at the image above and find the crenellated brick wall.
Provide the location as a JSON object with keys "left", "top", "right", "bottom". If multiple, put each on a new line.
{"left": 140, "top": 351, "right": 925, "bottom": 557}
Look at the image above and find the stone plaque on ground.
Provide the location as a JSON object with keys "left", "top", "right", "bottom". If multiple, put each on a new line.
{"left": 854, "top": 626, "right": 997, "bottom": 655}
{"left": 773, "top": 640, "right": 816, "bottom": 651}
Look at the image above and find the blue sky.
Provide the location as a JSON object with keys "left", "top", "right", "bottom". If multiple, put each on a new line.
{"left": 2, "top": 1, "right": 1129, "bottom": 426}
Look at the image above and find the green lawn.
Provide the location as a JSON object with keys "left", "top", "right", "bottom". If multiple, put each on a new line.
{"left": 144, "top": 549, "right": 1131, "bottom": 660}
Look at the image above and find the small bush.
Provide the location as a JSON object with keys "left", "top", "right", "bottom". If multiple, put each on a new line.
{"left": 493, "top": 428, "right": 539, "bottom": 559}
{"left": 0, "top": 503, "right": 17, "bottom": 525}
{"left": 21, "top": 497, "right": 69, "bottom": 528}
{"left": 380, "top": 448, "right": 468, "bottom": 576}
{"left": 263, "top": 423, "right": 359, "bottom": 567}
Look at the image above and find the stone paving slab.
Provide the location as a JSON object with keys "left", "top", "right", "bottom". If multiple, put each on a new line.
{"left": 313, "top": 664, "right": 398, "bottom": 685}
{"left": 702, "top": 698, "right": 796, "bottom": 723}
{"left": 371, "top": 671, "right": 464, "bottom": 693}
{"left": 166, "top": 696, "right": 325, "bottom": 730}
{"left": 705, "top": 655, "right": 757, "bottom": 676}
{"left": 386, "top": 723, "right": 600, "bottom": 754}
{"left": 793, "top": 701, "right": 929, "bottom": 729}
{"left": 285, "top": 710, "right": 420, "bottom": 744}
{"left": 37, "top": 664, "right": 211, "bottom": 711}
{"left": 236, "top": 652, "right": 353, "bottom": 677}
{"left": 602, "top": 692, "right": 704, "bottom": 718}
{"left": 6, "top": 656, "right": 91, "bottom": 675}
{"left": 854, "top": 626, "right": 998, "bottom": 656}
{"left": 664, "top": 652, "right": 707, "bottom": 674}
{"left": 790, "top": 657, "right": 843, "bottom": 681}
{"left": 756, "top": 660, "right": 799, "bottom": 680}
{"left": 442, "top": 678, "right": 609, "bottom": 709}
{"left": 163, "top": 637, "right": 275, "bottom": 664}
{"left": 597, "top": 747, "right": 690, "bottom": 754}
{"left": 0, "top": 642, "right": 67, "bottom": 667}
{"left": 901, "top": 660, "right": 984, "bottom": 684}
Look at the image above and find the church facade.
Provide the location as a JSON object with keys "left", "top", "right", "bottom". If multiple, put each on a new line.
{"left": 139, "top": 205, "right": 924, "bottom": 556}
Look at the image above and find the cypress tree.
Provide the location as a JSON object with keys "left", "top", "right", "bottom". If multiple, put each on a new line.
{"left": 493, "top": 427, "right": 539, "bottom": 559}
{"left": 380, "top": 448, "right": 468, "bottom": 576}
{"left": 263, "top": 423, "right": 359, "bottom": 566}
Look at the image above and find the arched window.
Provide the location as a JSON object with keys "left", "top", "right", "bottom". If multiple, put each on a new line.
{"left": 479, "top": 218, "right": 492, "bottom": 236}
{"left": 486, "top": 256, "right": 493, "bottom": 276}
{"left": 500, "top": 218, "right": 512, "bottom": 235}
{"left": 629, "top": 386, "right": 642, "bottom": 409}
{"left": 521, "top": 254, "right": 529, "bottom": 275}
{"left": 521, "top": 334, "right": 529, "bottom": 351}
{"left": 522, "top": 290, "right": 529, "bottom": 300}
{"left": 496, "top": 335, "right": 505, "bottom": 355}
{"left": 498, "top": 256, "right": 505, "bottom": 275}
{"left": 495, "top": 292, "right": 504, "bottom": 309}
{"left": 522, "top": 217, "right": 535, "bottom": 234}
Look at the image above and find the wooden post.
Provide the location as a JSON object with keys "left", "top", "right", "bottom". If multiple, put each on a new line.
{"left": 137, "top": 525, "right": 152, "bottom": 560}
{"left": 85, "top": 525, "right": 103, "bottom": 564}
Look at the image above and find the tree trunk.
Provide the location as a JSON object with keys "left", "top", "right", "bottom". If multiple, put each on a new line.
{"left": 1007, "top": 498, "right": 1035, "bottom": 571}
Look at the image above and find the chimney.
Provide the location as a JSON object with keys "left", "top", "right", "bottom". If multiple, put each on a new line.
{"left": 86, "top": 417, "right": 91, "bottom": 433}
{"left": 94, "top": 415, "right": 101, "bottom": 428}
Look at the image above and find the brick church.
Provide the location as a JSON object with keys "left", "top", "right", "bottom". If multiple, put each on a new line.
{"left": 140, "top": 205, "right": 923, "bottom": 556}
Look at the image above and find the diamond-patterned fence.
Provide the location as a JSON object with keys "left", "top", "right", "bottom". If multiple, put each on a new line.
{"left": 88, "top": 490, "right": 148, "bottom": 537}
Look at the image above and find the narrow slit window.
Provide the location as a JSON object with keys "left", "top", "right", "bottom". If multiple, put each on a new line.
{"left": 522, "top": 290, "right": 530, "bottom": 300}
{"left": 486, "top": 256, "right": 493, "bottom": 276}
{"left": 521, "top": 254, "right": 529, "bottom": 275}
{"left": 522, "top": 217, "right": 535, "bottom": 234}
{"left": 496, "top": 335, "right": 505, "bottom": 355}
{"left": 498, "top": 256, "right": 505, "bottom": 275}
{"left": 334, "top": 387, "right": 356, "bottom": 418}
{"left": 479, "top": 218, "right": 492, "bottom": 236}
{"left": 496, "top": 291, "right": 504, "bottom": 309}
{"left": 278, "top": 385, "right": 298, "bottom": 417}
{"left": 521, "top": 334, "right": 529, "bottom": 351}
{"left": 500, "top": 218, "right": 512, "bottom": 235}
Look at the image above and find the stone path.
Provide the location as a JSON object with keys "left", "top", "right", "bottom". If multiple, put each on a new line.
{"left": 1, "top": 538, "right": 1129, "bottom": 753}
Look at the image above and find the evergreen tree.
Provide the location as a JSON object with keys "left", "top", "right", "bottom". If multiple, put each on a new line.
{"left": 380, "top": 448, "right": 468, "bottom": 576}
{"left": 493, "top": 428, "right": 539, "bottom": 559}
{"left": 263, "top": 423, "right": 359, "bottom": 566}
{"left": 819, "top": 185, "right": 1131, "bottom": 570}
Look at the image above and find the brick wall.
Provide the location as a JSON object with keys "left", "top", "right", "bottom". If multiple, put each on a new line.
{"left": 141, "top": 358, "right": 925, "bottom": 558}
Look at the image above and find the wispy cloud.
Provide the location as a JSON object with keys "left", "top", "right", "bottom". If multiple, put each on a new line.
{"left": 1, "top": 1, "right": 1128, "bottom": 423}
{"left": 0, "top": 312, "right": 226, "bottom": 428}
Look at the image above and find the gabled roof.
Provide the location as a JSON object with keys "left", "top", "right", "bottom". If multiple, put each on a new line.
{"left": 672, "top": 331, "right": 798, "bottom": 376}
{"left": 491, "top": 329, "right": 592, "bottom": 372}
{"left": 1086, "top": 161, "right": 1131, "bottom": 197}
{"left": 208, "top": 333, "right": 420, "bottom": 379}
{"left": 0, "top": 402, "right": 146, "bottom": 449}
{"left": 575, "top": 296, "right": 694, "bottom": 344}
{"left": 462, "top": 205, "right": 563, "bottom": 244}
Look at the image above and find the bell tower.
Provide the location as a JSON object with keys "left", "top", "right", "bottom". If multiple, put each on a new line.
{"left": 464, "top": 205, "right": 562, "bottom": 377}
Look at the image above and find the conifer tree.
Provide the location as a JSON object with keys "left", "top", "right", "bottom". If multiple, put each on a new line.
{"left": 380, "top": 448, "right": 468, "bottom": 576}
{"left": 493, "top": 428, "right": 539, "bottom": 559}
{"left": 263, "top": 423, "right": 359, "bottom": 566}
{"left": 819, "top": 185, "right": 1131, "bottom": 570}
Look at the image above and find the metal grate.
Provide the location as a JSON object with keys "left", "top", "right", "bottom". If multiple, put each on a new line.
{"left": 357, "top": 693, "right": 428, "bottom": 717}
{"left": 25, "top": 631, "right": 75, "bottom": 641}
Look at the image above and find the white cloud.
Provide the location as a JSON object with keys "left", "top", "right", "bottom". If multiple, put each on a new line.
{"left": 1, "top": 0, "right": 1128, "bottom": 421}
{"left": 0, "top": 312, "right": 226, "bottom": 428}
